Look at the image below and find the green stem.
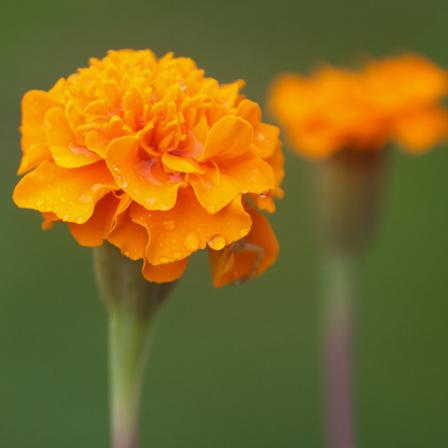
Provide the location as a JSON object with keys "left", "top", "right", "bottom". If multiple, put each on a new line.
{"left": 321, "top": 251, "right": 358, "bottom": 448}
{"left": 93, "top": 242, "right": 175, "bottom": 448}
{"left": 109, "top": 305, "right": 155, "bottom": 448}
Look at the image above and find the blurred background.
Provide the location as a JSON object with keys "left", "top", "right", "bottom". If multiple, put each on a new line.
{"left": 1, "top": 0, "right": 447, "bottom": 446}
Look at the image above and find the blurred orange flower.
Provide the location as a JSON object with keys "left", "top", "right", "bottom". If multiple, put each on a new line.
{"left": 13, "top": 50, "right": 284, "bottom": 286}
{"left": 269, "top": 54, "right": 448, "bottom": 159}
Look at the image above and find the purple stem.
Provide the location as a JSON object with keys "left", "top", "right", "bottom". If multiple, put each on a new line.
{"left": 322, "top": 253, "right": 357, "bottom": 448}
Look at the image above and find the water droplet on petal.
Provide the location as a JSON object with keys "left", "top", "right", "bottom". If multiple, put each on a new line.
{"left": 239, "top": 228, "right": 250, "bottom": 238}
{"left": 116, "top": 175, "right": 128, "bottom": 188}
{"left": 69, "top": 144, "right": 92, "bottom": 156}
{"left": 146, "top": 197, "right": 156, "bottom": 208}
{"left": 76, "top": 217, "right": 84, "bottom": 224}
{"left": 208, "top": 234, "right": 226, "bottom": 251}
{"left": 174, "top": 251, "right": 182, "bottom": 259}
{"left": 79, "top": 193, "right": 91, "bottom": 203}
{"left": 136, "top": 159, "right": 162, "bottom": 186}
{"left": 159, "top": 256, "right": 169, "bottom": 264}
{"left": 184, "top": 231, "right": 200, "bottom": 251}
{"left": 162, "top": 219, "right": 176, "bottom": 231}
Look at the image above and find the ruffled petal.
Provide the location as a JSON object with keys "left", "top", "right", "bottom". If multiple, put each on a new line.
{"left": 106, "top": 136, "right": 183, "bottom": 211}
{"left": 142, "top": 258, "right": 189, "bottom": 283}
{"left": 222, "top": 154, "right": 275, "bottom": 193}
{"left": 268, "top": 142, "right": 286, "bottom": 187}
{"left": 109, "top": 207, "right": 189, "bottom": 282}
{"left": 249, "top": 194, "right": 276, "bottom": 213}
{"left": 21, "top": 90, "right": 60, "bottom": 146}
{"left": 288, "top": 125, "right": 341, "bottom": 159}
{"left": 209, "top": 208, "right": 279, "bottom": 287}
{"left": 249, "top": 143, "right": 285, "bottom": 213}
{"left": 200, "top": 115, "right": 253, "bottom": 161}
{"left": 69, "top": 193, "right": 131, "bottom": 246}
{"left": 191, "top": 154, "right": 275, "bottom": 213}
{"left": 130, "top": 189, "right": 252, "bottom": 265}
{"left": 236, "top": 101, "right": 279, "bottom": 158}
{"left": 393, "top": 108, "right": 448, "bottom": 153}
{"left": 236, "top": 99, "right": 261, "bottom": 127}
{"left": 161, "top": 152, "right": 205, "bottom": 174}
{"left": 45, "top": 107, "right": 101, "bottom": 168}
{"left": 13, "top": 161, "right": 117, "bottom": 223}
{"left": 19, "top": 90, "right": 60, "bottom": 173}
{"left": 18, "top": 143, "right": 52, "bottom": 175}
{"left": 108, "top": 210, "right": 149, "bottom": 260}
{"left": 190, "top": 165, "right": 239, "bottom": 214}
{"left": 253, "top": 123, "right": 280, "bottom": 159}
{"left": 85, "top": 130, "right": 111, "bottom": 158}
{"left": 41, "top": 212, "right": 59, "bottom": 230}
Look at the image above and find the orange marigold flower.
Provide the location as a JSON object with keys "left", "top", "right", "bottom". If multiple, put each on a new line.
{"left": 269, "top": 54, "right": 448, "bottom": 159}
{"left": 13, "top": 49, "right": 284, "bottom": 286}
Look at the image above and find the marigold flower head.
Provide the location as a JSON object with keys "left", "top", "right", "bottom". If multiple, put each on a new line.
{"left": 269, "top": 54, "right": 448, "bottom": 159}
{"left": 13, "top": 49, "right": 284, "bottom": 286}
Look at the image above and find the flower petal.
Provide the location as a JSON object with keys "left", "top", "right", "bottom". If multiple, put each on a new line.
{"left": 41, "top": 212, "right": 59, "bottom": 230}
{"left": 190, "top": 165, "right": 239, "bottom": 214}
{"left": 21, "top": 90, "right": 60, "bottom": 145}
{"left": 249, "top": 194, "right": 276, "bottom": 213}
{"left": 394, "top": 108, "right": 448, "bottom": 153}
{"left": 85, "top": 130, "right": 110, "bottom": 158}
{"left": 161, "top": 152, "right": 205, "bottom": 174}
{"left": 268, "top": 142, "right": 286, "bottom": 187}
{"left": 236, "top": 99, "right": 279, "bottom": 159}
{"left": 130, "top": 189, "right": 252, "bottom": 265}
{"left": 191, "top": 154, "right": 275, "bottom": 213}
{"left": 108, "top": 210, "right": 149, "bottom": 260}
{"left": 142, "top": 258, "right": 189, "bottom": 283}
{"left": 253, "top": 123, "right": 280, "bottom": 159}
{"left": 209, "top": 207, "right": 279, "bottom": 287}
{"left": 45, "top": 107, "right": 100, "bottom": 168}
{"left": 250, "top": 141, "right": 285, "bottom": 213}
{"left": 19, "top": 90, "right": 60, "bottom": 173}
{"left": 18, "top": 143, "right": 52, "bottom": 175}
{"left": 201, "top": 115, "right": 253, "bottom": 161}
{"left": 236, "top": 99, "right": 261, "bottom": 127}
{"left": 106, "top": 136, "right": 183, "bottom": 211}
{"left": 13, "top": 161, "right": 117, "bottom": 223}
{"left": 221, "top": 155, "right": 276, "bottom": 194}
{"left": 69, "top": 193, "right": 131, "bottom": 246}
{"left": 109, "top": 206, "right": 189, "bottom": 283}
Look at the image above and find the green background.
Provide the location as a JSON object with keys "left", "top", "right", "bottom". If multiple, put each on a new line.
{"left": 1, "top": 0, "right": 447, "bottom": 446}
